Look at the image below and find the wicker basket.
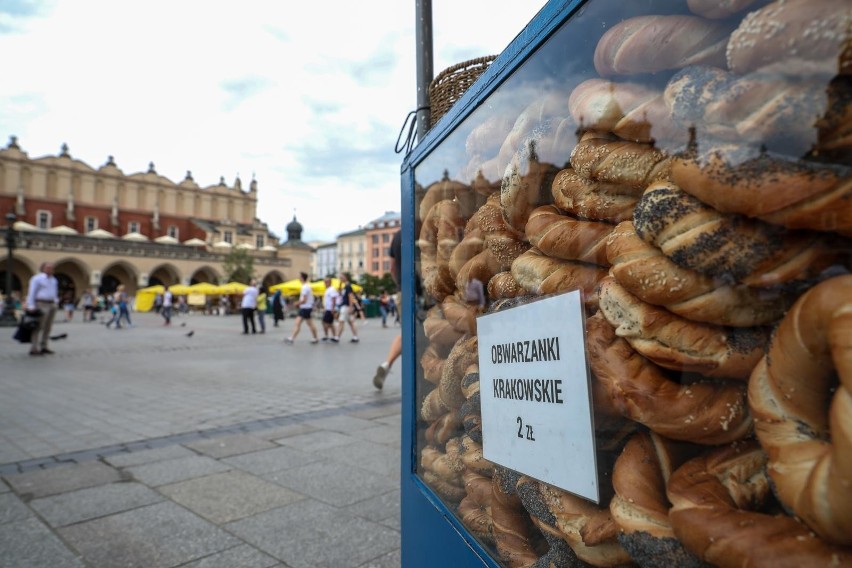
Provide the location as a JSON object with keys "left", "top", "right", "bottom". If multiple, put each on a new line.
{"left": 428, "top": 55, "right": 497, "bottom": 128}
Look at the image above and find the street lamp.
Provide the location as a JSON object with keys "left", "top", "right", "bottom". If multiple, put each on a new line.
{"left": 0, "top": 212, "right": 18, "bottom": 327}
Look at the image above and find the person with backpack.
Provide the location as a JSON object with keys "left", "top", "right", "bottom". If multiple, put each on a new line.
{"left": 335, "top": 273, "right": 360, "bottom": 343}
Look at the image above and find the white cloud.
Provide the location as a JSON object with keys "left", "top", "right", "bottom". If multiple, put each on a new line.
{"left": 0, "top": 0, "right": 545, "bottom": 242}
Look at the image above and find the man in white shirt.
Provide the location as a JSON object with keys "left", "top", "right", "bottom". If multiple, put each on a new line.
{"left": 284, "top": 272, "right": 319, "bottom": 344}
{"left": 240, "top": 279, "right": 259, "bottom": 334}
{"left": 321, "top": 276, "right": 339, "bottom": 342}
{"left": 162, "top": 289, "right": 173, "bottom": 325}
{"left": 26, "top": 262, "right": 59, "bottom": 356}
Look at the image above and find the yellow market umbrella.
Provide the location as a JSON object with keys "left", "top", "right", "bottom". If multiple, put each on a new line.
{"left": 188, "top": 282, "right": 219, "bottom": 295}
{"left": 216, "top": 281, "right": 249, "bottom": 295}
{"left": 135, "top": 284, "right": 165, "bottom": 312}
{"left": 269, "top": 279, "right": 303, "bottom": 295}
{"left": 308, "top": 278, "right": 363, "bottom": 295}
{"left": 168, "top": 284, "right": 193, "bottom": 295}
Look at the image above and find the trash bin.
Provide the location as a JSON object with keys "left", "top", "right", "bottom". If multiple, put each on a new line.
{"left": 363, "top": 300, "right": 379, "bottom": 318}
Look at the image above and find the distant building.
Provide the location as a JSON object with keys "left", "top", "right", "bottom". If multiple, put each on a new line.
{"left": 0, "top": 136, "right": 311, "bottom": 298}
{"left": 365, "top": 211, "right": 400, "bottom": 277}
{"left": 312, "top": 241, "right": 337, "bottom": 279}
{"left": 336, "top": 227, "right": 366, "bottom": 281}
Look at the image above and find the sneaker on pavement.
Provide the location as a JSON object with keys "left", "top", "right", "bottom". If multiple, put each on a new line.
{"left": 310, "top": 339, "right": 319, "bottom": 344}
{"left": 284, "top": 337, "right": 294, "bottom": 345}
{"left": 373, "top": 365, "right": 387, "bottom": 389}
{"left": 330, "top": 337, "right": 339, "bottom": 343}
{"left": 350, "top": 337, "right": 360, "bottom": 343}
{"left": 321, "top": 337, "right": 329, "bottom": 342}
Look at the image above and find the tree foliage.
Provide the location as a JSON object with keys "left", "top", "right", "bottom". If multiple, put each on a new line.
{"left": 221, "top": 248, "right": 255, "bottom": 283}
{"left": 358, "top": 272, "right": 396, "bottom": 297}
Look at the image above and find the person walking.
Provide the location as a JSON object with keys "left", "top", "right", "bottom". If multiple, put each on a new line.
{"left": 162, "top": 288, "right": 173, "bottom": 325}
{"left": 271, "top": 289, "right": 284, "bottom": 327}
{"left": 321, "top": 276, "right": 339, "bottom": 342}
{"left": 241, "top": 279, "right": 259, "bottom": 334}
{"left": 256, "top": 286, "right": 268, "bottom": 334}
{"left": 115, "top": 285, "right": 132, "bottom": 328}
{"left": 378, "top": 289, "right": 390, "bottom": 328}
{"left": 284, "top": 272, "right": 319, "bottom": 344}
{"left": 373, "top": 230, "right": 402, "bottom": 388}
{"left": 62, "top": 290, "right": 76, "bottom": 322}
{"left": 25, "top": 261, "right": 59, "bottom": 356}
{"left": 336, "top": 273, "right": 360, "bottom": 343}
{"left": 80, "top": 289, "right": 95, "bottom": 322}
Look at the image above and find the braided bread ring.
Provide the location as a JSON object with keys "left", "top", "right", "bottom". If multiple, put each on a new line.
{"left": 511, "top": 248, "right": 607, "bottom": 305}
{"left": 672, "top": 145, "right": 852, "bottom": 236}
{"left": 525, "top": 205, "right": 613, "bottom": 266}
{"left": 610, "top": 431, "right": 704, "bottom": 567}
{"left": 607, "top": 221, "right": 791, "bottom": 326}
{"left": 551, "top": 167, "right": 643, "bottom": 223}
{"left": 748, "top": 274, "right": 852, "bottom": 545}
{"left": 586, "top": 313, "right": 752, "bottom": 445}
{"left": 570, "top": 131, "right": 672, "bottom": 190}
{"left": 598, "top": 276, "right": 769, "bottom": 380}
{"left": 633, "top": 180, "right": 842, "bottom": 287}
{"left": 667, "top": 442, "right": 851, "bottom": 567}
{"left": 474, "top": 193, "right": 530, "bottom": 269}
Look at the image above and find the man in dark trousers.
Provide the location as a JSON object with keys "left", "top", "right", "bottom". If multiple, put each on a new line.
{"left": 26, "top": 261, "right": 59, "bottom": 356}
{"left": 373, "top": 230, "right": 402, "bottom": 389}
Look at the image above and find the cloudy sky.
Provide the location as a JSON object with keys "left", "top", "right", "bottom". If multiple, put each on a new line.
{"left": 0, "top": 1, "right": 545, "bottom": 243}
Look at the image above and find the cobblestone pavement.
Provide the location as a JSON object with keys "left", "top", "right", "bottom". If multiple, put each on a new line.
{"left": 0, "top": 311, "right": 403, "bottom": 568}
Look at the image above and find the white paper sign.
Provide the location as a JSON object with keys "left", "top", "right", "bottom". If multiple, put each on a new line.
{"left": 477, "top": 290, "right": 599, "bottom": 502}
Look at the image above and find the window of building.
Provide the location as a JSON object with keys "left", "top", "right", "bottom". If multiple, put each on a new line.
{"left": 128, "top": 221, "right": 140, "bottom": 234}
{"left": 382, "top": 233, "right": 390, "bottom": 243}
{"left": 358, "top": 242, "right": 364, "bottom": 252}
{"left": 223, "top": 231, "right": 233, "bottom": 244}
{"left": 168, "top": 225, "right": 179, "bottom": 239}
{"left": 85, "top": 216, "right": 97, "bottom": 232}
{"left": 373, "top": 262, "right": 379, "bottom": 271}
{"left": 256, "top": 234, "right": 265, "bottom": 249}
{"left": 383, "top": 260, "right": 390, "bottom": 272}
{"left": 373, "top": 248, "right": 379, "bottom": 257}
{"left": 359, "top": 260, "right": 363, "bottom": 268}
{"left": 372, "top": 234, "right": 379, "bottom": 244}
{"left": 37, "top": 210, "right": 51, "bottom": 230}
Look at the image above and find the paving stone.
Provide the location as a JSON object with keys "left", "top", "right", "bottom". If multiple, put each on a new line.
{"left": 344, "top": 489, "right": 400, "bottom": 524}
{"left": 253, "top": 422, "right": 317, "bottom": 441}
{"left": 158, "top": 470, "right": 303, "bottom": 524}
{"left": 0, "top": 517, "right": 85, "bottom": 568}
{"left": 302, "top": 414, "right": 377, "bottom": 433}
{"left": 59, "top": 501, "right": 240, "bottom": 568}
{"left": 221, "top": 446, "right": 322, "bottom": 475}
{"left": 261, "top": 459, "right": 395, "bottom": 507}
{"left": 29, "top": 482, "right": 163, "bottom": 527}
{"left": 0, "top": 479, "right": 10, "bottom": 493}
{"left": 356, "top": 548, "right": 401, "bottom": 568}
{"left": 350, "top": 405, "right": 402, "bottom": 421}
{"left": 178, "top": 544, "right": 281, "bottom": 568}
{"left": 274, "top": 430, "right": 354, "bottom": 452}
{"left": 317, "top": 439, "right": 399, "bottom": 478}
{"left": 226, "top": 499, "right": 399, "bottom": 568}
{"left": 104, "top": 444, "right": 196, "bottom": 468}
{"left": 354, "top": 425, "right": 401, "bottom": 447}
{"left": 126, "top": 455, "right": 231, "bottom": 487}
{"left": 0, "top": 492, "right": 34, "bottom": 524}
{"left": 184, "top": 433, "right": 277, "bottom": 459}
{"left": 2, "top": 461, "right": 122, "bottom": 499}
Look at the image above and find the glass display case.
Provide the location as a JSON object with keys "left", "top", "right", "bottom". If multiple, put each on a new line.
{"left": 399, "top": 0, "right": 851, "bottom": 566}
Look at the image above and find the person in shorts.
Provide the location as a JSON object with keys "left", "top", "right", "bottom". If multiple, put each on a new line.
{"left": 321, "top": 277, "right": 339, "bottom": 342}
{"left": 285, "top": 272, "right": 319, "bottom": 344}
{"left": 335, "top": 273, "right": 360, "bottom": 343}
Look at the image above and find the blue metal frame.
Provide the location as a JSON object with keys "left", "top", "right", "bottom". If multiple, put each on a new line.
{"left": 399, "top": 1, "right": 587, "bottom": 565}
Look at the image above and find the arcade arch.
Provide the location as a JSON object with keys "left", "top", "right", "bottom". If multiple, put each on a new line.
{"left": 148, "top": 263, "right": 181, "bottom": 288}
{"left": 190, "top": 265, "right": 220, "bottom": 284}
{"left": 0, "top": 255, "right": 36, "bottom": 296}
{"left": 53, "top": 258, "right": 90, "bottom": 301}
{"left": 261, "top": 270, "right": 285, "bottom": 290}
{"left": 101, "top": 261, "right": 138, "bottom": 295}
